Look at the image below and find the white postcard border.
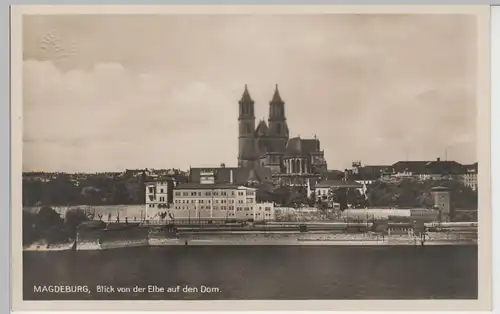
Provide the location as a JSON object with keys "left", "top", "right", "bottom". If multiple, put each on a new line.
{"left": 10, "top": 4, "right": 492, "bottom": 312}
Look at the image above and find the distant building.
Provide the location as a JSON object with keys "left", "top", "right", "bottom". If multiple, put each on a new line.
{"left": 342, "top": 208, "right": 438, "bottom": 222}
{"left": 461, "top": 163, "right": 478, "bottom": 191}
{"left": 431, "top": 186, "right": 452, "bottom": 222}
{"left": 384, "top": 158, "right": 465, "bottom": 181}
{"left": 348, "top": 161, "right": 390, "bottom": 185}
{"left": 314, "top": 180, "right": 363, "bottom": 201}
{"left": 189, "top": 167, "right": 272, "bottom": 186}
{"left": 237, "top": 84, "right": 328, "bottom": 187}
{"left": 375, "top": 158, "right": 478, "bottom": 190}
{"left": 253, "top": 202, "right": 275, "bottom": 221}
{"left": 144, "top": 178, "right": 175, "bottom": 219}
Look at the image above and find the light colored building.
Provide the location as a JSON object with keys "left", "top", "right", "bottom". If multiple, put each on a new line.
{"left": 171, "top": 183, "right": 275, "bottom": 222}
{"left": 145, "top": 180, "right": 171, "bottom": 220}
{"left": 432, "top": 186, "right": 452, "bottom": 222}
{"left": 341, "top": 208, "right": 438, "bottom": 223}
{"left": 314, "top": 180, "right": 363, "bottom": 201}
{"left": 462, "top": 163, "right": 478, "bottom": 191}
{"left": 172, "top": 183, "right": 260, "bottom": 221}
{"left": 253, "top": 202, "right": 275, "bottom": 221}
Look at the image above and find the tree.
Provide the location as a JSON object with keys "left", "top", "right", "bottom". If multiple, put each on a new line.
{"left": 112, "top": 182, "right": 130, "bottom": 204}
{"left": 22, "top": 210, "right": 39, "bottom": 245}
{"left": 307, "top": 192, "right": 316, "bottom": 206}
{"left": 365, "top": 178, "right": 478, "bottom": 209}
{"left": 34, "top": 206, "right": 69, "bottom": 244}
{"left": 64, "top": 208, "right": 90, "bottom": 237}
{"left": 36, "top": 206, "right": 63, "bottom": 230}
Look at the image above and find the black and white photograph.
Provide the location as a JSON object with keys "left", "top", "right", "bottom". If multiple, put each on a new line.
{"left": 11, "top": 4, "right": 492, "bottom": 311}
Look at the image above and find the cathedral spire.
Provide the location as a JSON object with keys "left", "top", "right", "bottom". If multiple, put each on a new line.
{"left": 239, "top": 84, "right": 254, "bottom": 104}
{"left": 271, "top": 84, "right": 283, "bottom": 103}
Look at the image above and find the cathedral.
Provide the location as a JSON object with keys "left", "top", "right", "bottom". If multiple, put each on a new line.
{"left": 238, "top": 84, "right": 328, "bottom": 186}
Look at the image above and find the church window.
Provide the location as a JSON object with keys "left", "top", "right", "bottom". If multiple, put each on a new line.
{"left": 276, "top": 123, "right": 281, "bottom": 135}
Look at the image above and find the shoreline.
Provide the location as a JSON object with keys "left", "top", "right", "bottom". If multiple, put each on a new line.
{"left": 23, "top": 231, "right": 477, "bottom": 251}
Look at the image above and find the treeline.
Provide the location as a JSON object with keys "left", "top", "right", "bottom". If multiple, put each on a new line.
{"left": 365, "top": 179, "right": 478, "bottom": 210}
{"left": 23, "top": 207, "right": 90, "bottom": 246}
{"left": 22, "top": 176, "right": 146, "bottom": 207}
{"left": 259, "top": 178, "right": 478, "bottom": 210}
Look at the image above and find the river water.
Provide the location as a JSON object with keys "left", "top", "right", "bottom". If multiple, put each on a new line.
{"left": 23, "top": 245, "right": 477, "bottom": 300}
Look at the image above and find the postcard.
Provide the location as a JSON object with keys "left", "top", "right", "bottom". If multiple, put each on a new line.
{"left": 11, "top": 4, "right": 492, "bottom": 311}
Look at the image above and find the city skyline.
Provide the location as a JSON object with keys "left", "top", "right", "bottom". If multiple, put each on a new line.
{"left": 23, "top": 14, "right": 478, "bottom": 172}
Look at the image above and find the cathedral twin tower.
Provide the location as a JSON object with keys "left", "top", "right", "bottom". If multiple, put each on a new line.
{"left": 238, "top": 84, "right": 290, "bottom": 170}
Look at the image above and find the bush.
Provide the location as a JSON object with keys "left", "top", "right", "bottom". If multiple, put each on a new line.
{"left": 64, "top": 208, "right": 90, "bottom": 237}
{"left": 22, "top": 210, "right": 39, "bottom": 245}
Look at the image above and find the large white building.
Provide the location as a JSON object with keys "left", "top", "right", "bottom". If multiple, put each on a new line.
{"left": 461, "top": 163, "right": 478, "bottom": 191}
{"left": 171, "top": 183, "right": 274, "bottom": 222}
{"left": 313, "top": 180, "right": 363, "bottom": 201}
{"left": 144, "top": 169, "right": 275, "bottom": 222}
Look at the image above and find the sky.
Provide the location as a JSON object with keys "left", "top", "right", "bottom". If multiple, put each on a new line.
{"left": 22, "top": 14, "right": 478, "bottom": 173}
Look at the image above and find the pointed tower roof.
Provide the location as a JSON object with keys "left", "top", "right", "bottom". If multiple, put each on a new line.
{"left": 239, "top": 84, "right": 254, "bottom": 104}
{"left": 271, "top": 84, "right": 284, "bottom": 103}
{"left": 255, "top": 119, "right": 269, "bottom": 136}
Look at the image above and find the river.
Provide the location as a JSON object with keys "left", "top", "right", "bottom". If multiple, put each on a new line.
{"left": 23, "top": 245, "right": 477, "bottom": 300}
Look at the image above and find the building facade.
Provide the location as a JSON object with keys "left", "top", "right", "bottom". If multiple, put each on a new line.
{"left": 189, "top": 167, "right": 273, "bottom": 186}
{"left": 461, "top": 163, "right": 478, "bottom": 191}
{"left": 314, "top": 180, "right": 364, "bottom": 202}
{"left": 237, "top": 84, "right": 327, "bottom": 186}
{"left": 144, "top": 179, "right": 175, "bottom": 220}
{"left": 171, "top": 183, "right": 274, "bottom": 222}
{"left": 431, "top": 186, "right": 452, "bottom": 222}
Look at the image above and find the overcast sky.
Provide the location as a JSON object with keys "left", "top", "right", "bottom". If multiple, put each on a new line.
{"left": 22, "top": 14, "right": 478, "bottom": 173}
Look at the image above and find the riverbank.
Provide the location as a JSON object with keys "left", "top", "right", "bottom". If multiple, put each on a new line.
{"left": 22, "top": 227, "right": 477, "bottom": 251}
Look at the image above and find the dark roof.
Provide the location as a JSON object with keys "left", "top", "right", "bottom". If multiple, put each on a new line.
{"left": 352, "top": 165, "right": 389, "bottom": 180}
{"left": 391, "top": 160, "right": 465, "bottom": 175}
{"left": 464, "top": 162, "right": 478, "bottom": 171}
{"left": 284, "top": 137, "right": 320, "bottom": 157}
{"left": 391, "top": 161, "right": 428, "bottom": 174}
{"left": 316, "top": 180, "right": 363, "bottom": 188}
{"left": 323, "top": 170, "right": 344, "bottom": 180}
{"left": 174, "top": 183, "right": 249, "bottom": 190}
{"left": 255, "top": 120, "right": 269, "bottom": 136}
{"left": 189, "top": 167, "right": 273, "bottom": 185}
{"left": 425, "top": 160, "right": 464, "bottom": 174}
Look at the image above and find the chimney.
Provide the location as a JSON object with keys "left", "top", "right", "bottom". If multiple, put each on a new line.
{"left": 230, "top": 170, "right": 234, "bottom": 184}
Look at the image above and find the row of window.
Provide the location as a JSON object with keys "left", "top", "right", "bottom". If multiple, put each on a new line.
{"left": 148, "top": 204, "right": 272, "bottom": 214}
{"left": 148, "top": 204, "right": 167, "bottom": 208}
{"left": 147, "top": 196, "right": 167, "bottom": 202}
{"left": 255, "top": 207, "right": 272, "bottom": 212}
{"left": 172, "top": 206, "right": 249, "bottom": 211}
{"left": 174, "top": 191, "right": 252, "bottom": 197}
{"left": 148, "top": 187, "right": 166, "bottom": 194}
{"left": 174, "top": 199, "right": 254, "bottom": 204}
{"left": 170, "top": 206, "right": 272, "bottom": 212}
{"left": 170, "top": 208, "right": 272, "bottom": 217}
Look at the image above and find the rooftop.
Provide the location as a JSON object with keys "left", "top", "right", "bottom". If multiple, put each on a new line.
{"left": 189, "top": 167, "right": 272, "bottom": 184}
{"left": 315, "top": 180, "right": 363, "bottom": 188}
{"left": 174, "top": 183, "right": 256, "bottom": 190}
